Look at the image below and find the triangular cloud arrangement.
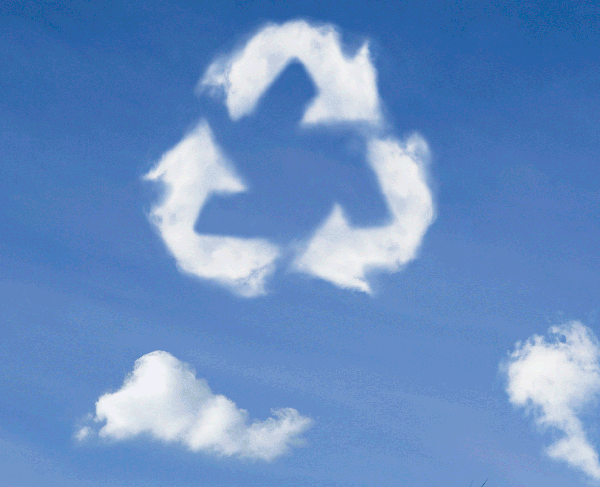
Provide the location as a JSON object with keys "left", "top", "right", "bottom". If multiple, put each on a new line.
{"left": 80, "top": 20, "right": 600, "bottom": 483}
{"left": 145, "top": 19, "right": 435, "bottom": 297}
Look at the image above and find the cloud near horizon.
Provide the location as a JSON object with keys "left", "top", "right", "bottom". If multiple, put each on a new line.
{"left": 77, "top": 351, "right": 313, "bottom": 461}
{"left": 503, "top": 321, "right": 600, "bottom": 480}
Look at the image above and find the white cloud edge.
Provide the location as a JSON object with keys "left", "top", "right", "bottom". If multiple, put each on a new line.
{"left": 200, "top": 19, "right": 382, "bottom": 127}
{"left": 292, "top": 133, "right": 434, "bottom": 293}
{"left": 76, "top": 351, "right": 313, "bottom": 461}
{"left": 143, "top": 120, "right": 281, "bottom": 297}
{"left": 145, "top": 19, "right": 435, "bottom": 296}
{"left": 502, "top": 321, "right": 600, "bottom": 479}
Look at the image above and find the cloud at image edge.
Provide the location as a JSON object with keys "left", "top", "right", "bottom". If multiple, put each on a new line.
{"left": 502, "top": 321, "right": 600, "bottom": 479}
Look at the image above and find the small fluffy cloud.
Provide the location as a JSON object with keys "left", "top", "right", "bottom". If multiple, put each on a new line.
{"left": 201, "top": 19, "right": 381, "bottom": 126}
{"left": 293, "top": 135, "right": 434, "bottom": 293}
{"left": 144, "top": 120, "right": 280, "bottom": 297}
{"left": 77, "top": 351, "right": 312, "bottom": 461}
{"left": 503, "top": 321, "right": 600, "bottom": 479}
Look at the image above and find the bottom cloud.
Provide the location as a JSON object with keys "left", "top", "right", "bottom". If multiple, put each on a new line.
{"left": 502, "top": 321, "right": 600, "bottom": 479}
{"left": 77, "top": 351, "right": 313, "bottom": 461}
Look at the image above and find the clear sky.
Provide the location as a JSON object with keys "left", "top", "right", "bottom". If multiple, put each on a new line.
{"left": 2, "top": 1, "right": 600, "bottom": 486}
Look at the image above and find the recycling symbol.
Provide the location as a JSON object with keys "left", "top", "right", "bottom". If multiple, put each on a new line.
{"left": 145, "top": 20, "right": 434, "bottom": 297}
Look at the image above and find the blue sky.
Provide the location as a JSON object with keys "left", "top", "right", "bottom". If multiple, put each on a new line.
{"left": 2, "top": 1, "right": 600, "bottom": 486}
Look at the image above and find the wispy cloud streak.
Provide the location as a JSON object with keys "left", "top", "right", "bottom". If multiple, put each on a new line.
{"left": 503, "top": 322, "right": 600, "bottom": 479}
{"left": 77, "top": 351, "right": 312, "bottom": 461}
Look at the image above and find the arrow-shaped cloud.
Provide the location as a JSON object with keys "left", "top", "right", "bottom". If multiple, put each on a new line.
{"left": 146, "top": 19, "right": 435, "bottom": 296}
{"left": 201, "top": 20, "right": 382, "bottom": 126}
{"left": 144, "top": 121, "right": 280, "bottom": 297}
{"left": 293, "top": 135, "right": 434, "bottom": 293}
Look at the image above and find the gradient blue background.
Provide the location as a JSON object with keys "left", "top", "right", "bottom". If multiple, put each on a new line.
{"left": 1, "top": 1, "right": 599, "bottom": 486}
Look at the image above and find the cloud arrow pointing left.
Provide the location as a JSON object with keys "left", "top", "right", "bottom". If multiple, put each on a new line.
{"left": 144, "top": 120, "right": 280, "bottom": 297}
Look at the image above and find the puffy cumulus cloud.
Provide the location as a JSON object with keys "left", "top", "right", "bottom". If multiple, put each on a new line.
{"left": 144, "top": 120, "right": 280, "bottom": 297}
{"left": 293, "top": 134, "right": 434, "bottom": 293}
{"left": 77, "top": 351, "right": 313, "bottom": 461}
{"left": 503, "top": 322, "right": 600, "bottom": 479}
{"left": 201, "top": 19, "right": 381, "bottom": 126}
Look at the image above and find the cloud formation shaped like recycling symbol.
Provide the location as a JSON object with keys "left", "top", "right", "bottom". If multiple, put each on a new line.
{"left": 145, "top": 20, "right": 435, "bottom": 297}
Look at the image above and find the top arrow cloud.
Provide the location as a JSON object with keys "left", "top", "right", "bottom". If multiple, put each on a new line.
{"left": 201, "top": 20, "right": 382, "bottom": 126}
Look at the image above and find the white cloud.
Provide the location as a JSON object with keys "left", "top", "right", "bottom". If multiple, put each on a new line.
{"left": 503, "top": 321, "right": 600, "bottom": 479}
{"left": 77, "top": 351, "right": 312, "bottom": 461}
{"left": 201, "top": 19, "right": 381, "bottom": 126}
{"left": 74, "top": 426, "right": 92, "bottom": 441}
{"left": 144, "top": 120, "right": 280, "bottom": 297}
{"left": 146, "top": 20, "right": 435, "bottom": 295}
{"left": 199, "top": 19, "right": 434, "bottom": 293}
{"left": 293, "top": 134, "right": 434, "bottom": 293}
